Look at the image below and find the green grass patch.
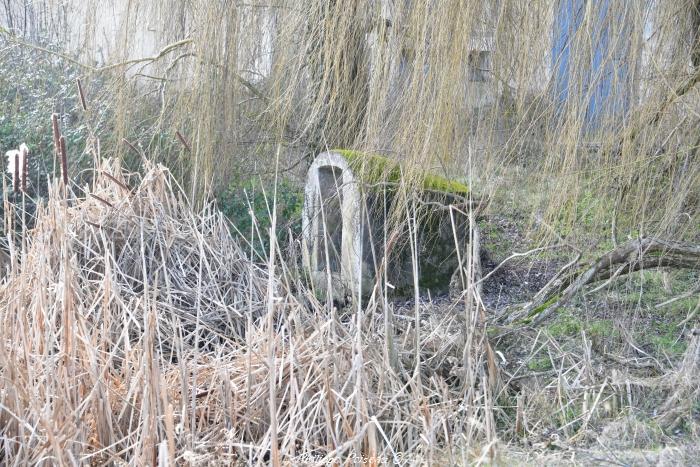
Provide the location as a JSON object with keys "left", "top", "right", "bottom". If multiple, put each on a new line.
{"left": 527, "top": 355, "right": 553, "bottom": 371}
{"left": 547, "top": 309, "right": 582, "bottom": 337}
{"left": 646, "top": 322, "right": 687, "bottom": 357}
{"left": 615, "top": 270, "right": 698, "bottom": 321}
{"left": 546, "top": 308, "right": 618, "bottom": 340}
{"left": 478, "top": 220, "right": 516, "bottom": 259}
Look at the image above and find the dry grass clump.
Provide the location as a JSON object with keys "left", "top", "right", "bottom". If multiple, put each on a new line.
{"left": 0, "top": 160, "right": 495, "bottom": 465}
{"left": 598, "top": 414, "right": 666, "bottom": 450}
{"left": 656, "top": 329, "right": 700, "bottom": 431}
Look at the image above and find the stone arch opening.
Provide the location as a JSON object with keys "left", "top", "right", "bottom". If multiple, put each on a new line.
{"left": 302, "top": 150, "right": 473, "bottom": 302}
{"left": 302, "top": 152, "right": 363, "bottom": 300}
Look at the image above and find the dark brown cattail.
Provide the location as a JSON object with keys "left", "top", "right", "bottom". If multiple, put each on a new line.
{"left": 76, "top": 79, "right": 87, "bottom": 111}
{"left": 51, "top": 113, "right": 61, "bottom": 154}
{"left": 102, "top": 170, "right": 131, "bottom": 193}
{"left": 13, "top": 152, "right": 19, "bottom": 194}
{"left": 122, "top": 138, "right": 140, "bottom": 156}
{"left": 21, "top": 144, "right": 28, "bottom": 193}
{"left": 59, "top": 135, "right": 68, "bottom": 187}
{"left": 175, "top": 130, "right": 192, "bottom": 152}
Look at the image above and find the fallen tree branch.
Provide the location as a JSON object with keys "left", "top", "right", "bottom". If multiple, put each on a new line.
{"left": 502, "top": 237, "right": 700, "bottom": 326}
{"left": 655, "top": 282, "right": 700, "bottom": 309}
{"left": 678, "top": 297, "right": 700, "bottom": 327}
{"left": 602, "top": 351, "right": 662, "bottom": 372}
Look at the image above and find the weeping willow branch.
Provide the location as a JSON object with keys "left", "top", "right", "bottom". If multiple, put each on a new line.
{"left": 0, "top": 25, "right": 88, "bottom": 68}
{"left": 648, "top": 67, "right": 700, "bottom": 127}
{"left": 0, "top": 27, "right": 192, "bottom": 73}
{"left": 95, "top": 38, "right": 193, "bottom": 72}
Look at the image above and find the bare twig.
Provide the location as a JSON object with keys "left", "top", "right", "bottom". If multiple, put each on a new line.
{"left": 477, "top": 244, "right": 565, "bottom": 287}
{"left": 655, "top": 282, "right": 700, "bottom": 309}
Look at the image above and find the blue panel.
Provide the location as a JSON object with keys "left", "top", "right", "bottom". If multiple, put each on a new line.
{"left": 552, "top": 0, "right": 632, "bottom": 129}
{"left": 552, "top": 0, "right": 585, "bottom": 106}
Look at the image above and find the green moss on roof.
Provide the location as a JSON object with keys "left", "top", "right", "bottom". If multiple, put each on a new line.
{"left": 422, "top": 173, "right": 470, "bottom": 195}
{"left": 335, "top": 149, "right": 402, "bottom": 185}
{"left": 333, "top": 149, "right": 469, "bottom": 196}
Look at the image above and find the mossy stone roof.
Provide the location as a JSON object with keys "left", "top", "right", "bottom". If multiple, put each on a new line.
{"left": 333, "top": 149, "right": 469, "bottom": 196}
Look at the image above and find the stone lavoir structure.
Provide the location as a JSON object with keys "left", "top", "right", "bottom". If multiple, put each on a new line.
{"left": 302, "top": 150, "right": 474, "bottom": 302}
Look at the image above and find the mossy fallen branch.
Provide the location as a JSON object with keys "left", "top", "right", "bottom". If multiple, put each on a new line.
{"left": 521, "top": 295, "right": 560, "bottom": 324}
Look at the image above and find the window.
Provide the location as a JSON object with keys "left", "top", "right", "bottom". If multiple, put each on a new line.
{"left": 468, "top": 50, "right": 491, "bottom": 82}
